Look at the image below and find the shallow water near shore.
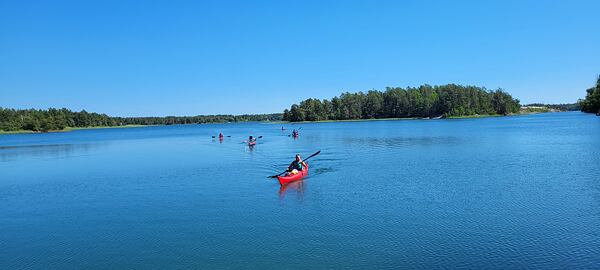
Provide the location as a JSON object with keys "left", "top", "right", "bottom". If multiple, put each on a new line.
{"left": 1, "top": 112, "right": 599, "bottom": 269}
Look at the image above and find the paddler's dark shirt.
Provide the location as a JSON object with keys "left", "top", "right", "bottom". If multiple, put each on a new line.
{"left": 288, "top": 160, "right": 304, "bottom": 171}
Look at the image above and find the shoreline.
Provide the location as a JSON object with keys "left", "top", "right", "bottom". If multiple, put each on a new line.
{"left": 274, "top": 111, "right": 568, "bottom": 124}
{"left": 0, "top": 111, "right": 568, "bottom": 134}
{"left": 446, "top": 114, "right": 503, "bottom": 119}
{"left": 0, "top": 125, "right": 147, "bottom": 135}
{"left": 276, "top": 112, "right": 537, "bottom": 124}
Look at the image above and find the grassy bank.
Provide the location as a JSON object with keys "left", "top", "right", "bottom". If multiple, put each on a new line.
{"left": 0, "top": 129, "right": 37, "bottom": 134}
{"left": 63, "top": 125, "right": 147, "bottom": 131}
{"left": 446, "top": 114, "right": 503, "bottom": 119}
{"left": 0, "top": 125, "right": 147, "bottom": 135}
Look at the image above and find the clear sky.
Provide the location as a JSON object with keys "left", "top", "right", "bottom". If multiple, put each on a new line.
{"left": 1, "top": 0, "right": 598, "bottom": 116}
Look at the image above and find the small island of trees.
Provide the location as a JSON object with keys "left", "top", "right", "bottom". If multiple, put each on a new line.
{"left": 282, "top": 84, "right": 521, "bottom": 122}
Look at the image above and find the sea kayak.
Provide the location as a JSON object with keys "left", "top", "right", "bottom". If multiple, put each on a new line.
{"left": 277, "top": 164, "right": 308, "bottom": 185}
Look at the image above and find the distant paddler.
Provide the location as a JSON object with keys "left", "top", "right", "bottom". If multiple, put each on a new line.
{"left": 247, "top": 135, "right": 258, "bottom": 146}
{"left": 212, "top": 133, "right": 230, "bottom": 139}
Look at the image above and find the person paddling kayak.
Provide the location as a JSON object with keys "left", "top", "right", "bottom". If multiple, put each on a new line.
{"left": 219, "top": 132, "right": 224, "bottom": 139}
{"left": 248, "top": 136, "right": 257, "bottom": 146}
{"left": 291, "top": 129, "right": 299, "bottom": 137}
{"left": 286, "top": 154, "right": 307, "bottom": 175}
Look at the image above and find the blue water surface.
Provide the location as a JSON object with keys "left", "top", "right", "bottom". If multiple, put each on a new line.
{"left": 1, "top": 112, "right": 599, "bottom": 269}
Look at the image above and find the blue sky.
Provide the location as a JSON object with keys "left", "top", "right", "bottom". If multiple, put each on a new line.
{"left": 1, "top": 0, "right": 598, "bottom": 116}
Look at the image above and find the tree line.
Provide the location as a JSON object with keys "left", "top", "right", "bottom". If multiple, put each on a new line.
{"left": 0, "top": 108, "right": 282, "bottom": 132}
{"left": 282, "top": 84, "right": 521, "bottom": 122}
{"left": 579, "top": 75, "right": 600, "bottom": 115}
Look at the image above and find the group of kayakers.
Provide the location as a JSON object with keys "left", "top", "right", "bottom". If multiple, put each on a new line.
{"left": 215, "top": 127, "right": 311, "bottom": 180}
{"left": 218, "top": 126, "right": 300, "bottom": 144}
{"left": 217, "top": 133, "right": 260, "bottom": 144}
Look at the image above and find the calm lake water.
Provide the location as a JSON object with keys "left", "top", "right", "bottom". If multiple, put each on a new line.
{"left": 1, "top": 112, "right": 599, "bottom": 269}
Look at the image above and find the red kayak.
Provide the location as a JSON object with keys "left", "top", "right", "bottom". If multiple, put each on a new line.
{"left": 277, "top": 164, "right": 308, "bottom": 185}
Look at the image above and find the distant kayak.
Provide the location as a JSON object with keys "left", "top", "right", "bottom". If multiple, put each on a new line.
{"left": 277, "top": 164, "right": 308, "bottom": 185}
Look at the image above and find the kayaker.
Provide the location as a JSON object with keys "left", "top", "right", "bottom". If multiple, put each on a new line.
{"left": 248, "top": 136, "right": 256, "bottom": 143}
{"left": 219, "top": 132, "right": 224, "bottom": 138}
{"left": 287, "top": 154, "right": 307, "bottom": 175}
{"left": 292, "top": 129, "right": 298, "bottom": 137}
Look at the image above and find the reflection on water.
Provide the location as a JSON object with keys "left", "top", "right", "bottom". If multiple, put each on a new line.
{"left": 279, "top": 180, "right": 305, "bottom": 201}
{"left": 0, "top": 143, "right": 102, "bottom": 162}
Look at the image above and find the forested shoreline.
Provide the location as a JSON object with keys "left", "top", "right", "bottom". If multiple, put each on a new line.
{"left": 579, "top": 76, "right": 600, "bottom": 115}
{"left": 282, "top": 84, "right": 521, "bottom": 122}
{"left": 4, "top": 80, "right": 594, "bottom": 133}
{"left": 0, "top": 108, "right": 282, "bottom": 132}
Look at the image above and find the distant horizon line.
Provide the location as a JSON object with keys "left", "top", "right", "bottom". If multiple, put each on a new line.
{"left": 1, "top": 100, "right": 582, "bottom": 118}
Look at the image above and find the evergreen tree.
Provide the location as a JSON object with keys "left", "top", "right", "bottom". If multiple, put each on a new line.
{"left": 580, "top": 75, "right": 600, "bottom": 114}
{"left": 283, "top": 84, "right": 521, "bottom": 122}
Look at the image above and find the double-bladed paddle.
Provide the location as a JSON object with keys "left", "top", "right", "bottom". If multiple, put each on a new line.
{"left": 244, "top": 136, "right": 263, "bottom": 143}
{"left": 268, "top": 150, "right": 321, "bottom": 178}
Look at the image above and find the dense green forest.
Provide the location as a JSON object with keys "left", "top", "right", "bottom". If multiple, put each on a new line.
{"left": 0, "top": 108, "right": 282, "bottom": 132}
{"left": 579, "top": 75, "right": 600, "bottom": 115}
{"left": 282, "top": 84, "right": 521, "bottom": 122}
